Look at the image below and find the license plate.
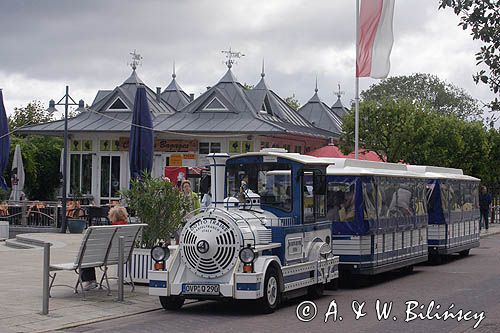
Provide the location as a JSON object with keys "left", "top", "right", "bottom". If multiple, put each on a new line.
{"left": 182, "top": 284, "right": 220, "bottom": 295}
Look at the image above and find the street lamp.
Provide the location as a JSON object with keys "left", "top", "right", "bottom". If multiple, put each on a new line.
{"left": 47, "top": 86, "right": 85, "bottom": 233}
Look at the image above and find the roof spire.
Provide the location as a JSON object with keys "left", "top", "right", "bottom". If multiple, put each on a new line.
{"left": 261, "top": 58, "right": 265, "bottom": 78}
{"left": 221, "top": 47, "right": 245, "bottom": 69}
{"left": 129, "top": 49, "right": 142, "bottom": 71}
{"left": 315, "top": 76, "right": 318, "bottom": 93}
{"left": 336, "top": 83, "right": 345, "bottom": 99}
{"left": 172, "top": 60, "right": 176, "bottom": 79}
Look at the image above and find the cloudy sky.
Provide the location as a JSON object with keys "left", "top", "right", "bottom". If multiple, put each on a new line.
{"left": 0, "top": 0, "right": 496, "bottom": 119}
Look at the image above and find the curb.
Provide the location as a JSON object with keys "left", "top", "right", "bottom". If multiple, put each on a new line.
{"left": 35, "top": 307, "right": 163, "bottom": 333}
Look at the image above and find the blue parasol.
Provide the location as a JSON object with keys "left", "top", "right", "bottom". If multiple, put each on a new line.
{"left": 0, "top": 90, "right": 10, "bottom": 191}
{"left": 129, "top": 86, "right": 153, "bottom": 180}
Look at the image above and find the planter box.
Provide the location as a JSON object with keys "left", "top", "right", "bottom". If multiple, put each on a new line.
{"left": 125, "top": 248, "right": 154, "bottom": 284}
{"left": 0, "top": 220, "right": 8, "bottom": 239}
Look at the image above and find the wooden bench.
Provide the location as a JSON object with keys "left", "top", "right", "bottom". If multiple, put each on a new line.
{"left": 48, "top": 224, "right": 146, "bottom": 299}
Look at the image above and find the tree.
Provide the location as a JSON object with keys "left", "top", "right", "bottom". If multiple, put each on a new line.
{"left": 8, "top": 101, "right": 55, "bottom": 129}
{"left": 439, "top": 0, "right": 500, "bottom": 111}
{"left": 6, "top": 101, "right": 63, "bottom": 200}
{"left": 361, "top": 73, "right": 482, "bottom": 119}
{"left": 339, "top": 98, "right": 492, "bottom": 182}
{"left": 284, "top": 94, "right": 300, "bottom": 111}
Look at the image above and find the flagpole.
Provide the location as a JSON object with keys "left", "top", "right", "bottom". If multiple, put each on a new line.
{"left": 354, "top": 0, "right": 360, "bottom": 160}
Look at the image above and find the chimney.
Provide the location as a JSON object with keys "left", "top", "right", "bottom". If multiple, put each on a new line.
{"left": 156, "top": 87, "right": 162, "bottom": 102}
{"left": 189, "top": 93, "right": 195, "bottom": 101}
{"left": 207, "top": 153, "right": 230, "bottom": 207}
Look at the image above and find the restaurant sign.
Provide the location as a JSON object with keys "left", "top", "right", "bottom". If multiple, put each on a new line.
{"left": 118, "top": 138, "right": 198, "bottom": 152}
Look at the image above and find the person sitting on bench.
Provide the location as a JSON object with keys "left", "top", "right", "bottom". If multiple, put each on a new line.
{"left": 81, "top": 206, "right": 129, "bottom": 290}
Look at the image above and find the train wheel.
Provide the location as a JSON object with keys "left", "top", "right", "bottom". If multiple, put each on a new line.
{"left": 459, "top": 249, "right": 470, "bottom": 257}
{"left": 259, "top": 267, "right": 281, "bottom": 314}
{"left": 159, "top": 296, "right": 184, "bottom": 310}
{"left": 325, "top": 278, "right": 339, "bottom": 291}
{"left": 308, "top": 283, "right": 324, "bottom": 299}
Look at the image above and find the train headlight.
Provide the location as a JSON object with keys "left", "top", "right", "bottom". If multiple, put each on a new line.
{"left": 151, "top": 245, "right": 170, "bottom": 263}
{"left": 239, "top": 247, "right": 255, "bottom": 264}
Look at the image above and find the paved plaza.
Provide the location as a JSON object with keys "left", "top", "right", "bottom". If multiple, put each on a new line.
{"left": 1, "top": 224, "right": 500, "bottom": 333}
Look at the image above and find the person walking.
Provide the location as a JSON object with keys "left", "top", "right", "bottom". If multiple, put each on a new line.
{"left": 479, "top": 186, "right": 492, "bottom": 231}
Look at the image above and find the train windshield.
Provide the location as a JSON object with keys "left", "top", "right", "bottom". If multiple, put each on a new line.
{"left": 226, "top": 163, "right": 292, "bottom": 212}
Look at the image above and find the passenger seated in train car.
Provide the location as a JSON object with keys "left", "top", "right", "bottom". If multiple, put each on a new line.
{"left": 339, "top": 191, "right": 355, "bottom": 222}
{"left": 387, "top": 184, "right": 413, "bottom": 217}
{"left": 327, "top": 182, "right": 355, "bottom": 222}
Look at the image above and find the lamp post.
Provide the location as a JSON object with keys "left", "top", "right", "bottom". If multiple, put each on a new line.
{"left": 47, "top": 86, "right": 85, "bottom": 233}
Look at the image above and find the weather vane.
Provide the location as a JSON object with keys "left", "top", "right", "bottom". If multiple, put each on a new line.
{"left": 221, "top": 47, "right": 245, "bottom": 69}
{"left": 336, "top": 83, "right": 345, "bottom": 99}
{"left": 129, "top": 50, "right": 143, "bottom": 71}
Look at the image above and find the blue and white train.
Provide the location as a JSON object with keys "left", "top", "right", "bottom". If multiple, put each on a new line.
{"left": 148, "top": 149, "right": 481, "bottom": 311}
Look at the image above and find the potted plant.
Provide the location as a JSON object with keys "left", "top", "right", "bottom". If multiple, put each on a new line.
{"left": 121, "top": 172, "right": 187, "bottom": 282}
{"left": 66, "top": 189, "right": 86, "bottom": 234}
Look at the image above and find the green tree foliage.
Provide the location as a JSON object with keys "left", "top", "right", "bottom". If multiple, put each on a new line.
{"left": 6, "top": 101, "right": 63, "bottom": 200}
{"left": 361, "top": 73, "right": 482, "bottom": 119}
{"left": 8, "top": 101, "right": 55, "bottom": 129}
{"left": 121, "top": 173, "right": 188, "bottom": 248}
{"left": 284, "top": 94, "right": 301, "bottom": 111}
{"left": 439, "top": 0, "right": 500, "bottom": 111}
{"left": 6, "top": 136, "right": 63, "bottom": 201}
{"left": 339, "top": 99, "right": 495, "bottom": 183}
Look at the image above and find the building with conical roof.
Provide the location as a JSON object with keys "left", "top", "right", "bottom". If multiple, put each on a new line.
{"left": 19, "top": 58, "right": 333, "bottom": 205}
{"left": 297, "top": 80, "right": 343, "bottom": 136}
{"left": 161, "top": 63, "right": 191, "bottom": 111}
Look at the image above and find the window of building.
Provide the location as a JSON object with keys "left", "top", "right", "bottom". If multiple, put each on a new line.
{"left": 70, "top": 154, "right": 92, "bottom": 195}
{"left": 260, "top": 95, "right": 273, "bottom": 115}
{"left": 199, "top": 142, "right": 221, "bottom": 154}
{"left": 100, "top": 155, "right": 121, "bottom": 202}
{"left": 294, "top": 145, "right": 302, "bottom": 154}
{"left": 203, "top": 97, "right": 228, "bottom": 111}
{"left": 108, "top": 98, "right": 128, "bottom": 110}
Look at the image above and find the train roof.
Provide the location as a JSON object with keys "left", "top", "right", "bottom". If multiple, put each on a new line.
{"left": 406, "top": 165, "right": 480, "bottom": 181}
{"left": 326, "top": 158, "right": 426, "bottom": 178}
{"left": 230, "top": 149, "right": 331, "bottom": 165}
{"left": 229, "top": 150, "right": 479, "bottom": 181}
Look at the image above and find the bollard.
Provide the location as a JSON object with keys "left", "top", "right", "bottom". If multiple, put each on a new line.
{"left": 117, "top": 236, "right": 124, "bottom": 302}
{"left": 42, "top": 242, "right": 51, "bottom": 315}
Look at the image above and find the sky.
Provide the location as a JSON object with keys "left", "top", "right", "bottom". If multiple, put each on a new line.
{"left": 0, "top": 0, "right": 496, "bottom": 121}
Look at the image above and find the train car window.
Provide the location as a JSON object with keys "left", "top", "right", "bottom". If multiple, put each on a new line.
{"left": 426, "top": 181, "right": 436, "bottom": 213}
{"left": 226, "top": 163, "right": 292, "bottom": 212}
{"left": 462, "top": 182, "right": 473, "bottom": 212}
{"left": 440, "top": 182, "right": 450, "bottom": 213}
{"left": 449, "top": 181, "right": 462, "bottom": 213}
{"left": 471, "top": 183, "right": 479, "bottom": 210}
{"left": 303, "top": 171, "right": 326, "bottom": 223}
{"left": 415, "top": 181, "right": 428, "bottom": 216}
{"left": 387, "top": 180, "right": 415, "bottom": 217}
{"left": 327, "top": 181, "right": 356, "bottom": 222}
{"left": 363, "top": 179, "right": 377, "bottom": 220}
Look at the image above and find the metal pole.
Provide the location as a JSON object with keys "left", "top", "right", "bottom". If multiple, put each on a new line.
{"left": 61, "top": 86, "right": 69, "bottom": 233}
{"left": 117, "top": 236, "right": 124, "bottom": 301}
{"left": 42, "top": 242, "right": 51, "bottom": 315}
{"left": 354, "top": 0, "right": 360, "bottom": 160}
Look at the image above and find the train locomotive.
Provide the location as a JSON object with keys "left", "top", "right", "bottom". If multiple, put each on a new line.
{"left": 149, "top": 150, "right": 339, "bottom": 313}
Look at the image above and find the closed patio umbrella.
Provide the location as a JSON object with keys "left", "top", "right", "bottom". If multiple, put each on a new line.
{"left": 9, "top": 144, "right": 25, "bottom": 201}
{"left": 129, "top": 86, "right": 153, "bottom": 180}
{"left": 0, "top": 90, "right": 10, "bottom": 191}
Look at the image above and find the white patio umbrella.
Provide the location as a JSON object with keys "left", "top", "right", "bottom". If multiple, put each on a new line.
{"left": 9, "top": 144, "right": 25, "bottom": 201}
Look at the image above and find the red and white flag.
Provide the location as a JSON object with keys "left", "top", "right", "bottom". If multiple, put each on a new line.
{"left": 356, "top": 0, "right": 395, "bottom": 79}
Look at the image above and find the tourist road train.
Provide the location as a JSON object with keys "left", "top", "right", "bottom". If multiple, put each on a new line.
{"left": 148, "top": 149, "right": 480, "bottom": 313}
